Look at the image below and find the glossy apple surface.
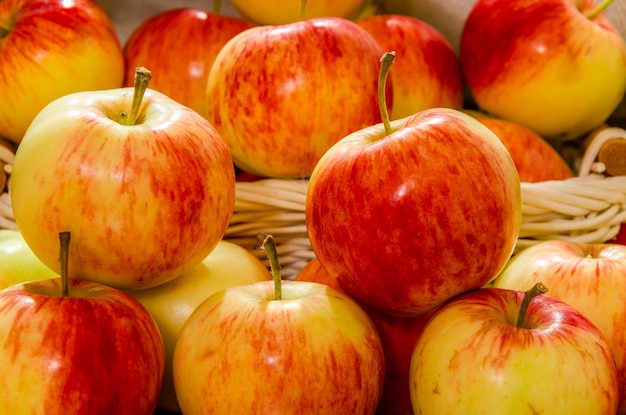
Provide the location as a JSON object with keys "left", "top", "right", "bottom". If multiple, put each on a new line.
{"left": 410, "top": 286, "right": 619, "bottom": 414}
{"left": 10, "top": 87, "right": 236, "bottom": 290}
{"left": 0, "top": 277, "right": 165, "bottom": 414}
{"left": 128, "top": 240, "right": 270, "bottom": 413}
{"left": 0, "top": 0, "right": 124, "bottom": 143}
{"left": 123, "top": 8, "right": 254, "bottom": 116}
{"left": 0, "top": 229, "right": 57, "bottom": 289}
{"left": 173, "top": 279, "right": 385, "bottom": 414}
{"left": 227, "top": 0, "right": 366, "bottom": 25}
{"left": 493, "top": 240, "right": 626, "bottom": 414}
{"left": 357, "top": 14, "right": 463, "bottom": 119}
{"left": 206, "top": 17, "right": 388, "bottom": 178}
{"left": 460, "top": 0, "right": 626, "bottom": 141}
{"left": 306, "top": 108, "right": 521, "bottom": 316}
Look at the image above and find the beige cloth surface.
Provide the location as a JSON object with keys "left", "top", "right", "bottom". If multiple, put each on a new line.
{"left": 97, "top": 0, "right": 626, "bottom": 52}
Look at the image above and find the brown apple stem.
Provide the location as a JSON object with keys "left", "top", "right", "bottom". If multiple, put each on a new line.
{"left": 123, "top": 67, "right": 152, "bottom": 126}
{"left": 299, "top": 0, "right": 307, "bottom": 18}
{"left": 213, "top": 0, "right": 221, "bottom": 14}
{"left": 584, "top": 0, "right": 615, "bottom": 19}
{"left": 59, "top": 232, "right": 71, "bottom": 297}
{"left": 516, "top": 282, "right": 548, "bottom": 328}
{"left": 262, "top": 234, "right": 282, "bottom": 301}
{"left": 378, "top": 51, "right": 395, "bottom": 135}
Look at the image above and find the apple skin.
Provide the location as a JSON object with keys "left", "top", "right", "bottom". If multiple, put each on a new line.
{"left": 466, "top": 111, "right": 574, "bottom": 182}
{"left": 127, "top": 240, "right": 270, "bottom": 413}
{"left": 460, "top": 0, "right": 626, "bottom": 142}
{"left": 610, "top": 223, "right": 626, "bottom": 245}
{"left": 305, "top": 108, "right": 521, "bottom": 316}
{"left": 0, "top": 0, "right": 125, "bottom": 144}
{"left": 492, "top": 240, "right": 626, "bottom": 414}
{"left": 410, "top": 286, "right": 619, "bottom": 414}
{"left": 205, "top": 17, "right": 389, "bottom": 178}
{"left": 10, "top": 88, "right": 236, "bottom": 290}
{"left": 123, "top": 8, "right": 254, "bottom": 116}
{"left": 356, "top": 14, "right": 464, "bottom": 119}
{"left": 0, "top": 229, "right": 58, "bottom": 289}
{"left": 0, "top": 277, "right": 166, "bottom": 414}
{"left": 173, "top": 279, "right": 385, "bottom": 414}
{"left": 227, "top": 0, "right": 367, "bottom": 25}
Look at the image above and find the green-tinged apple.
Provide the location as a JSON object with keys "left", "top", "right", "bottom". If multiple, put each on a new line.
{"left": 127, "top": 240, "right": 270, "bottom": 413}
{"left": 206, "top": 16, "right": 389, "bottom": 178}
{"left": 123, "top": 6, "right": 254, "bottom": 116}
{"left": 173, "top": 236, "right": 385, "bottom": 414}
{"left": 228, "top": 0, "right": 367, "bottom": 25}
{"left": 10, "top": 68, "right": 236, "bottom": 290}
{"left": 492, "top": 240, "right": 626, "bottom": 414}
{"left": 356, "top": 14, "right": 464, "bottom": 119}
{"left": 0, "top": 0, "right": 125, "bottom": 144}
{"left": 295, "top": 258, "right": 434, "bottom": 415}
{"left": 306, "top": 53, "right": 521, "bottom": 316}
{"left": 465, "top": 110, "right": 574, "bottom": 182}
{"left": 460, "top": 0, "right": 626, "bottom": 141}
{"left": 0, "top": 232, "right": 166, "bottom": 414}
{"left": 410, "top": 284, "right": 619, "bottom": 414}
{"left": 0, "top": 229, "right": 57, "bottom": 289}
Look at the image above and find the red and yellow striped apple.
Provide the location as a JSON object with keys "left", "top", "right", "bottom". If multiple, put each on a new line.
{"left": 0, "top": 0, "right": 124, "bottom": 143}
{"left": 460, "top": 0, "right": 626, "bottom": 141}
{"left": 205, "top": 17, "right": 389, "bottom": 178}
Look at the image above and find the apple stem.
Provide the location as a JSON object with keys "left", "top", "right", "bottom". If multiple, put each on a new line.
{"left": 584, "top": 0, "right": 615, "bottom": 19}
{"left": 516, "top": 282, "right": 548, "bottom": 328}
{"left": 299, "top": 0, "right": 307, "bottom": 18}
{"left": 58, "top": 232, "right": 71, "bottom": 297}
{"left": 378, "top": 51, "right": 395, "bottom": 135}
{"left": 262, "top": 234, "right": 282, "bottom": 301}
{"left": 213, "top": 0, "right": 221, "bottom": 14}
{"left": 123, "top": 67, "right": 152, "bottom": 126}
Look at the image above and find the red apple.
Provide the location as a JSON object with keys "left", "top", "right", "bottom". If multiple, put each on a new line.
{"left": 492, "top": 240, "right": 626, "bottom": 414}
{"left": 173, "top": 237, "right": 385, "bottom": 414}
{"left": 205, "top": 16, "right": 390, "bottom": 178}
{"left": 410, "top": 284, "right": 619, "bottom": 413}
{"left": 306, "top": 104, "right": 521, "bottom": 316}
{"left": 356, "top": 14, "right": 464, "bottom": 119}
{"left": 460, "top": 0, "right": 626, "bottom": 141}
{"left": 0, "top": 231, "right": 165, "bottom": 415}
{"left": 610, "top": 223, "right": 626, "bottom": 245}
{"left": 10, "top": 68, "right": 236, "bottom": 290}
{"left": 123, "top": 8, "right": 254, "bottom": 116}
{"left": 0, "top": 0, "right": 125, "bottom": 144}
{"left": 466, "top": 111, "right": 574, "bottom": 182}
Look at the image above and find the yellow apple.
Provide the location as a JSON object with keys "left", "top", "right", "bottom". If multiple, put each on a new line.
{"left": 0, "top": 229, "right": 57, "bottom": 289}
{"left": 127, "top": 240, "right": 270, "bottom": 413}
{"left": 228, "top": 0, "right": 367, "bottom": 25}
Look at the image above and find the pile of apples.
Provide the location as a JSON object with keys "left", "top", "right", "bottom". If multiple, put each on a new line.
{"left": 1, "top": 0, "right": 626, "bottom": 414}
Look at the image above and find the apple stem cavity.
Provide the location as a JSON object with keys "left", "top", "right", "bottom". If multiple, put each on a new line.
{"left": 59, "top": 231, "right": 71, "bottom": 297}
{"left": 123, "top": 67, "right": 152, "bottom": 126}
{"left": 262, "top": 234, "right": 282, "bottom": 301}
{"left": 516, "top": 282, "right": 548, "bottom": 329}
{"left": 584, "top": 0, "right": 615, "bottom": 19}
{"left": 213, "top": 0, "right": 221, "bottom": 14}
{"left": 378, "top": 51, "right": 395, "bottom": 135}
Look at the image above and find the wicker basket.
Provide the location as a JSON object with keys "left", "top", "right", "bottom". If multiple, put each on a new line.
{"left": 1, "top": 127, "right": 625, "bottom": 280}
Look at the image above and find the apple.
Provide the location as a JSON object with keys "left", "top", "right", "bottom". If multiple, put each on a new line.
{"left": 356, "top": 14, "right": 464, "bottom": 119}
{"left": 306, "top": 53, "right": 521, "bottom": 316}
{"left": 227, "top": 0, "right": 367, "bottom": 25}
{"left": 127, "top": 240, "right": 271, "bottom": 413}
{"left": 460, "top": 0, "right": 626, "bottom": 141}
{"left": 0, "top": 232, "right": 165, "bottom": 414}
{"left": 465, "top": 111, "right": 574, "bottom": 182}
{"left": 0, "top": 0, "right": 125, "bottom": 144}
{"left": 610, "top": 223, "right": 626, "bottom": 245}
{"left": 205, "top": 16, "right": 389, "bottom": 178}
{"left": 492, "top": 240, "right": 626, "bottom": 414}
{"left": 10, "top": 68, "right": 236, "bottom": 290}
{"left": 123, "top": 7, "right": 254, "bottom": 117}
{"left": 173, "top": 235, "right": 385, "bottom": 414}
{"left": 410, "top": 284, "right": 619, "bottom": 414}
{"left": 0, "top": 229, "right": 57, "bottom": 289}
